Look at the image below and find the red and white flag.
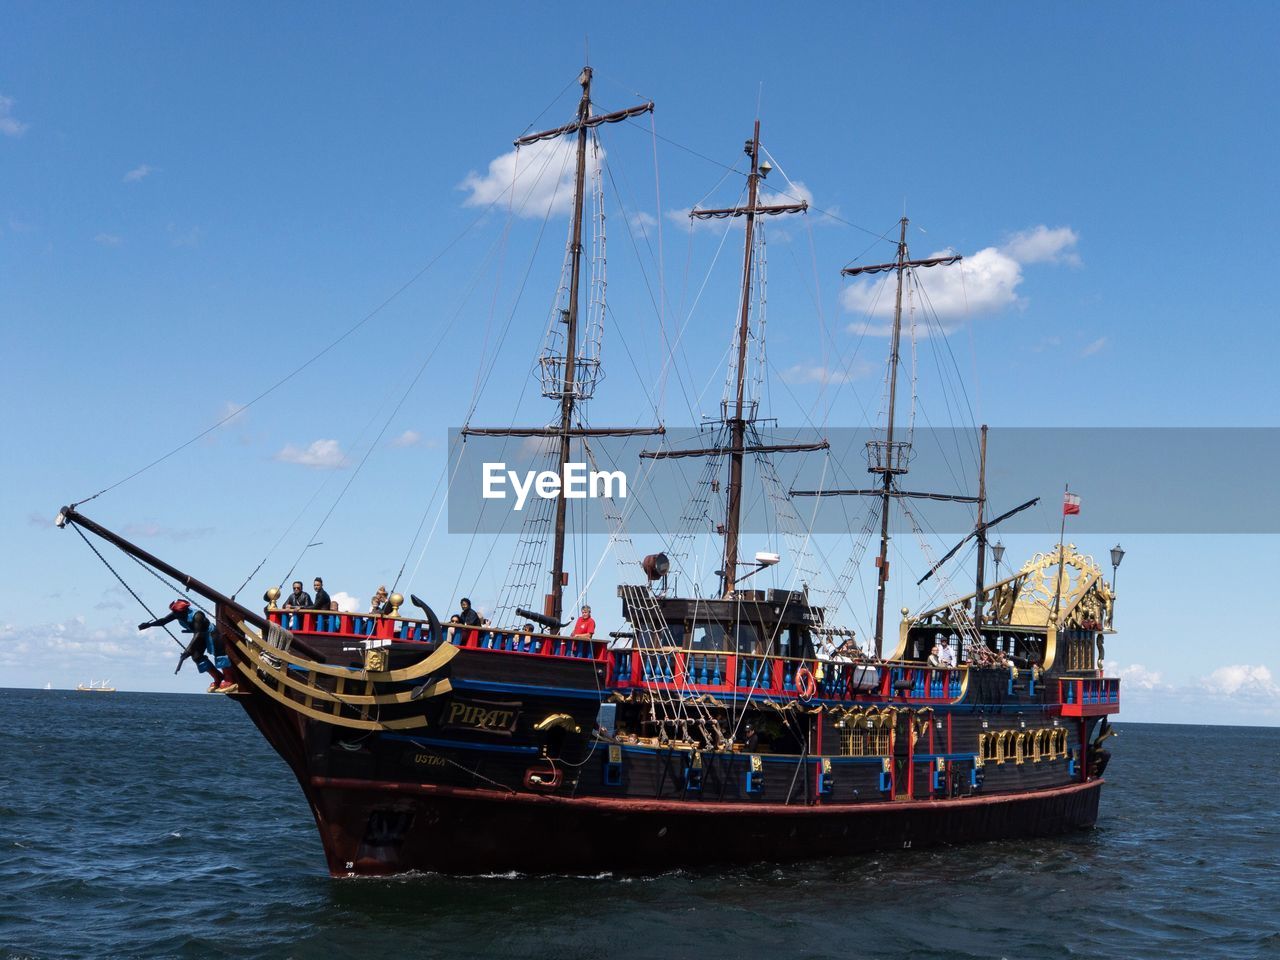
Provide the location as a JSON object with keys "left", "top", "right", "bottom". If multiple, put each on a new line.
{"left": 1063, "top": 491, "right": 1081, "bottom": 516}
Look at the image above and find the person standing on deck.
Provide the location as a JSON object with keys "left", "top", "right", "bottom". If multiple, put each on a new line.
{"left": 281, "top": 580, "right": 312, "bottom": 630}
{"left": 312, "top": 577, "right": 331, "bottom": 630}
{"left": 282, "top": 580, "right": 312, "bottom": 610}
{"left": 571, "top": 605, "right": 596, "bottom": 639}
{"left": 455, "top": 598, "right": 481, "bottom": 627}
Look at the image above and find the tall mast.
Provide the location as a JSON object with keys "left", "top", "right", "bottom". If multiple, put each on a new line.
{"left": 795, "top": 225, "right": 961, "bottom": 657}
{"left": 973, "top": 424, "right": 988, "bottom": 623}
{"left": 721, "top": 121, "right": 763, "bottom": 599}
{"left": 640, "top": 121, "right": 819, "bottom": 597}
{"left": 795, "top": 255, "right": 1041, "bottom": 649}
{"left": 461, "top": 68, "right": 658, "bottom": 631}
{"left": 548, "top": 67, "right": 595, "bottom": 625}
{"left": 870, "top": 217, "right": 911, "bottom": 654}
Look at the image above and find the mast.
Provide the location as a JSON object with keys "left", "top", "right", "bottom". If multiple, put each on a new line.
{"left": 973, "top": 424, "right": 988, "bottom": 624}
{"left": 792, "top": 226, "right": 962, "bottom": 658}
{"left": 870, "top": 217, "right": 910, "bottom": 655}
{"left": 549, "top": 67, "right": 594, "bottom": 626}
{"left": 640, "top": 121, "right": 815, "bottom": 598}
{"left": 721, "top": 121, "right": 763, "bottom": 599}
{"left": 461, "top": 67, "right": 658, "bottom": 631}
{"left": 640, "top": 124, "right": 818, "bottom": 597}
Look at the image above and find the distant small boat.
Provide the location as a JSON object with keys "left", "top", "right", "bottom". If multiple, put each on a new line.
{"left": 75, "top": 679, "right": 116, "bottom": 693}
{"left": 43, "top": 682, "right": 52, "bottom": 690}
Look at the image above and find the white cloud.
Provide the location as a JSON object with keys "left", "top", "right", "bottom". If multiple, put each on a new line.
{"left": 841, "top": 224, "right": 1080, "bottom": 335}
{"left": 842, "top": 245, "right": 1019, "bottom": 332}
{"left": 123, "top": 164, "right": 157, "bottom": 183}
{"left": 781, "top": 360, "right": 871, "bottom": 385}
{"left": 0, "top": 617, "right": 169, "bottom": 669}
{"left": 94, "top": 232, "right": 123, "bottom": 246}
{"left": 1200, "top": 664, "right": 1280, "bottom": 699}
{"left": 1080, "top": 336, "right": 1107, "bottom": 357}
{"left": 666, "top": 206, "right": 708, "bottom": 229}
{"left": 459, "top": 137, "right": 590, "bottom": 218}
{"left": 1106, "top": 660, "right": 1280, "bottom": 725}
{"left": 274, "top": 439, "right": 348, "bottom": 469}
{"left": 628, "top": 210, "right": 658, "bottom": 230}
{"left": 763, "top": 179, "right": 814, "bottom": 210}
{"left": 390, "top": 429, "right": 422, "bottom": 448}
{"left": 1111, "top": 661, "right": 1168, "bottom": 691}
{"left": 1002, "top": 225, "right": 1081, "bottom": 266}
{"left": 0, "top": 94, "right": 29, "bottom": 137}
{"left": 330, "top": 591, "right": 361, "bottom": 613}
{"left": 670, "top": 180, "right": 819, "bottom": 234}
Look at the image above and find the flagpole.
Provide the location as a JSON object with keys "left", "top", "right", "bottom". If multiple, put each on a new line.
{"left": 1053, "top": 483, "right": 1069, "bottom": 617}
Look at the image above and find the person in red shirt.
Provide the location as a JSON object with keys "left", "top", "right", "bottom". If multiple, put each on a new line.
{"left": 571, "top": 604, "right": 596, "bottom": 638}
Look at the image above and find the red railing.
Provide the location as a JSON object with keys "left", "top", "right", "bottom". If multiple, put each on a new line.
{"left": 607, "top": 648, "right": 968, "bottom": 705}
{"left": 266, "top": 609, "right": 609, "bottom": 663}
{"left": 1057, "top": 676, "right": 1121, "bottom": 716}
{"left": 267, "top": 609, "right": 976, "bottom": 703}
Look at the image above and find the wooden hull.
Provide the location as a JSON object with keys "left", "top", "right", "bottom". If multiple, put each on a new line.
{"left": 302, "top": 775, "right": 1102, "bottom": 876}
{"left": 220, "top": 620, "right": 1110, "bottom": 877}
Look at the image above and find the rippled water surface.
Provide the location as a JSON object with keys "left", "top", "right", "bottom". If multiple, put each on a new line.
{"left": 2, "top": 689, "right": 1276, "bottom": 959}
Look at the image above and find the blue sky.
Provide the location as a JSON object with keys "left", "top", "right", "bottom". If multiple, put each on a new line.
{"left": 2, "top": 2, "right": 1278, "bottom": 723}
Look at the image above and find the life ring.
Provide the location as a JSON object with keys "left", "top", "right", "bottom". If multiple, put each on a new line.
{"left": 795, "top": 665, "right": 817, "bottom": 701}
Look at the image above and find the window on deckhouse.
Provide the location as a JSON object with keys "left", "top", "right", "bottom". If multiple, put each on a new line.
{"left": 688, "top": 622, "right": 724, "bottom": 651}
{"left": 638, "top": 623, "right": 685, "bottom": 649}
{"left": 779, "top": 626, "right": 816, "bottom": 661}
{"left": 734, "top": 622, "right": 761, "bottom": 655}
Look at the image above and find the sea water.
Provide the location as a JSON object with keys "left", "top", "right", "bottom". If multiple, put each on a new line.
{"left": 1, "top": 689, "right": 1276, "bottom": 959}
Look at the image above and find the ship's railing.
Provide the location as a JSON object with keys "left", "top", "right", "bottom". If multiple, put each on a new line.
{"left": 1057, "top": 676, "right": 1121, "bottom": 716}
{"left": 607, "top": 646, "right": 967, "bottom": 704}
{"left": 265, "top": 609, "right": 608, "bottom": 663}
{"left": 265, "top": 608, "right": 975, "bottom": 700}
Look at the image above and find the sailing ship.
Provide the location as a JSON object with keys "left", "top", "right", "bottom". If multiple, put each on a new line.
{"left": 58, "top": 67, "right": 1121, "bottom": 876}
{"left": 75, "top": 680, "right": 116, "bottom": 693}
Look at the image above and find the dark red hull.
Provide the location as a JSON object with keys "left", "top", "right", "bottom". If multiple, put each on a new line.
{"left": 214, "top": 610, "right": 1114, "bottom": 878}
{"left": 303, "top": 775, "right": 1102, "bottom": 876}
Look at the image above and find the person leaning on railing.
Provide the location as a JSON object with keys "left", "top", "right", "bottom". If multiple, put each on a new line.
{"left": 569, "top": 605, "right": 596, "bottom": 657}
{"left": 354, "top": 585, "right": 391, "bottom": 635}
{"left": 281, "top": 580, "right": 312, "bottom": 630}
{"left": 312, "top": 577, "right": 331, "bottom": 630}
{"left": 571, "top": 605, "right": 595, "bottom": 638}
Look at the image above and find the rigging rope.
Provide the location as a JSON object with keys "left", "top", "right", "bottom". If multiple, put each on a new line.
{"left": 72, "top": 185, "right": 519, "bottom": 509}
{"left": 70, "top": 524, "right": 184, "bottom": 649}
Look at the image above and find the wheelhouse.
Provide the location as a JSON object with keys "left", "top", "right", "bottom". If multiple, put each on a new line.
{"left": 618, "top": 587, "right": 823, "bottom": 660}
